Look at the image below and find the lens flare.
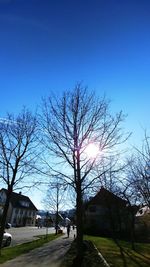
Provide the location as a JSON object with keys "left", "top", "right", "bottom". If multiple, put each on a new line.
{"left": 85, "top": 143, "right": 99, "bottom": 158}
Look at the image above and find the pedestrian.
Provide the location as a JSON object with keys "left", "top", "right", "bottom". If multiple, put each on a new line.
{"left": 67, "top": 224, "right": 70, "bottom": 238}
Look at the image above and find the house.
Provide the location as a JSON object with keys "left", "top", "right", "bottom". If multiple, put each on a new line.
{"left": 136, "top": 205, "right": 150, "bottom": 217}
{"left": 0, "top": 188, "right": 38, "bottom": 227}
{"left": 36, "top": 210, "right": 64, "bottom": 227}
{"left": 84, "top": 187, "right": 130, "bottom": 237}
{"left": 135, "top": 205, "right": 150, "bottom": 242}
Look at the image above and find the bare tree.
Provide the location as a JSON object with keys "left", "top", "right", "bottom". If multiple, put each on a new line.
{"left": 0, "top": 108, "right": 38, "bottom": 250}
{"left": 117, "top": 175, "right": 139, "bottom": 249}
{"left": 41, "top": 84, "right": 128, "bottom": 260}
{"left": 43, "top": 178, "right": 67, "bottom": 234}
{"left": 128, "top": 132, "right": 150, "bottom": 207}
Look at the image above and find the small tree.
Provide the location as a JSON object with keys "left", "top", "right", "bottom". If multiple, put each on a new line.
{"left": 43, "top": 178, "right": 67, "bottom": 234}
{"left": 41, "top": 84, "right": 128, "bottom": 260}
{"left": 0, "top": 108, "right": 38, "bottom": 250}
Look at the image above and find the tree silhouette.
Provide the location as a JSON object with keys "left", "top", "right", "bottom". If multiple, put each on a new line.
{"left": 41, "top": 84, "right": 128, "bottom": 260}
{"left": 0, "top": 108, "right": 39, "bottom": 251}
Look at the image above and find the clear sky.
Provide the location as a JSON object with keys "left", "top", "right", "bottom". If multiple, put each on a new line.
{"left": 0, "top": 0, "right": 150, "bottom": 209}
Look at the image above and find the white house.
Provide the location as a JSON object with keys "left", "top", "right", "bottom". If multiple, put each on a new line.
{"left": 0, "top": 188, "right": 38, "bottom": 227}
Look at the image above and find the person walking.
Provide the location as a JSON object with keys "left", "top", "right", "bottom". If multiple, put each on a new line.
{"left": 67, "top": 224, "right": 71, "bottom": 238}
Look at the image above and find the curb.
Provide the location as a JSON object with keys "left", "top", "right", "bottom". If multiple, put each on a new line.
{"left": 93, "top": 244, "right": 110, "bottom": 267}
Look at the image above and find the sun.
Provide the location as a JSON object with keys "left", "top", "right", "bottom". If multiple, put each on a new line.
{"left": 85, "top": 143, "right": 99, "bottom": 158}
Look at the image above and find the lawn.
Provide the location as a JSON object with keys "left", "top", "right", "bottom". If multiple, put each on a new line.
{"left": 0, "top": 233, "right": 62, "bottom": 264}
{"left": 1, "top": 234, "right": 150, "bottom": 267}
{"left": 85, "top": 235, "right": 150, "bottom": 267}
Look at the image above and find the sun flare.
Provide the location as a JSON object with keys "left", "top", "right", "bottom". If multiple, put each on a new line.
{"left": 85, "top": 143, "right": 99, "bottom": 158}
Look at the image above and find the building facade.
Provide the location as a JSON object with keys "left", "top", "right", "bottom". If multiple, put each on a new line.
{"left": 84, "top": 187, "right": 130, "bottom": 237}
{"left": 0, "top": 188, "right": 37, "bottom": 227}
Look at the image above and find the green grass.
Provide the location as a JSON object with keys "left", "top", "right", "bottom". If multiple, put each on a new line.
{"left": 0, "top": 233, "right": 62, "bottom": 264}
{"left": 1, "top": 234, "right": 150, "bottom": 267}
{"left": 61, "top": 236, "right": 150, "bottom": 267}
{"left": 85, "top": 235, "right": 150, "bottom": 267}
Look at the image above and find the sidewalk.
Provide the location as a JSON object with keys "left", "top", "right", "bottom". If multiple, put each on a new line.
{"left": 0, "top": 229, "right": 75, "bottom": 267}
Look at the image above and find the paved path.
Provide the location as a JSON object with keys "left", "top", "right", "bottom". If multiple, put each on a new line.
{"left": 1, "top": 229, "right": 76, "bottom": 267}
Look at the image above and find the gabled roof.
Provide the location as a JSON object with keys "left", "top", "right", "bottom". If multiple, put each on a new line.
{"left": 87, "top": 187, "right": 127, "bottom": 208}
{"left": 0, "top": 188, "right": 38, "bottom": 211}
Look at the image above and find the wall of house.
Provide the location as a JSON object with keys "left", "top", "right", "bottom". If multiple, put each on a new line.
{"left": 84, "top": 203, "right": 131, "bottom": 237}
{"left": 6, "top": 202, "right": 13, "bottom": 223}
{"left": 0, "top": 191, "right": 12, "bottom": 224}
{"left": 11, "top": 208, "right": 36, "bottom": 227}
{"left": 0, "top": 190, "right": 37, "bottom": 227}
{"left": 84, "top": 205, "right": 111, "bottom": 235}
{"left": 135, "top": 214, "right": 150, "bottom": 242}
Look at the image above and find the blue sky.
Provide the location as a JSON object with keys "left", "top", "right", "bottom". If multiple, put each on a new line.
{"left": 0, "top": 0, "right": 150, "bottom": 208}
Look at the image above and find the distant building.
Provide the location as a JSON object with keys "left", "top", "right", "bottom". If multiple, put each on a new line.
{"left": 61, "top": 209, "right": 76, "bottom": 225}
{"left": 36, "top": 210, "right": 64, "bottom": 227}
{"left": 0, "top": 188, "right": 38, "bottom": 227}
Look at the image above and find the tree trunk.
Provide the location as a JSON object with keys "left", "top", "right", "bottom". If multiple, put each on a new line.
{"left": 76, "top": 181, "right": 84, "bottom": 263}
{"left": 130, "top": 212, "right": 135, "bottom": 250}
{"left": 55, "top": 187, "right": 59, "bottom": 235}
{"left": 55, "top": 211, "right": 59, "bottom": 235}
{"left": 0, "top": 187, "right": 12, "bottom": 252}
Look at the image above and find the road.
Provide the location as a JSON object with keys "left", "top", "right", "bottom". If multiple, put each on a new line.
{"left": 6, "top": 226, "right": 57, "bottom": 246}
{"left": 1, "top": 229, "right": 76, "bottom": 267}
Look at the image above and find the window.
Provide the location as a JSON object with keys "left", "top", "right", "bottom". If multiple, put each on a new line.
{"left": 19, "top": 201, "right": 30, "bottom": 207}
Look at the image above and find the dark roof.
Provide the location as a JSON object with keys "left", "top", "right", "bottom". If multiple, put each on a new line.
{"left": 87, "top": 187, "right": 127, "bottom": 208}
{"left": 1, "top": 188, "right": 38, "bottom": 211}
